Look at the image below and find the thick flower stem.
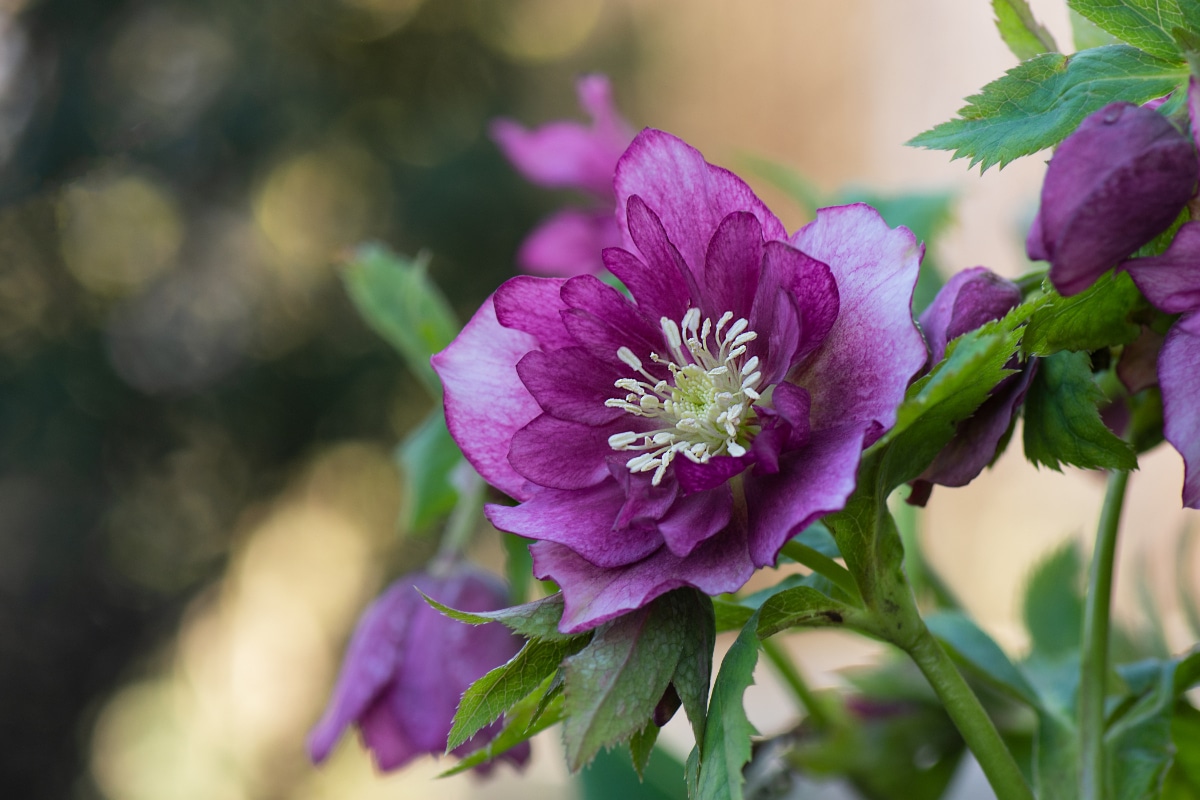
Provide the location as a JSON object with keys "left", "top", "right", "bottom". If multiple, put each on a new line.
{"left": 904, "top": 620, "right": 1033, "bottom": 800}
{"left": 760, "top": 637, "right": 833, "bottom": 729}
{"left": 1080, "top": 469, "right": 1131, "bottom": 800}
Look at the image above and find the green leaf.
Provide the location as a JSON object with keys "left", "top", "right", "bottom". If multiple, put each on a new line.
{"left": 1163, "top": 703, "right": 1200, "bottom": 796}
{"left": 1022, "top": 350, "right": 1138, "bottom": 471}
{"left": 909, "top": 46, "right": 1187, "bottom": 171}
{"left": 424, "top": 592, "right": 577, "bottom": 640}
{"left": 1023, "top": 272, "right": 1145, "bottom": 357}
{"left": 1072, "top": 9, "right": 1120, "bottom": 49}
{"left": 561, "top": 591, "right": 704, "bottom": 771}
{"left": 341, "top": 244, "right": 459, "bottom": 398}
{"left": 925, "top": 611, "right": 1042, "bottom": 708}
{"left": 396, "top": 410, "right": 462, "bottom": 533}
{"left": 1022, "top": 539, "right": 1085, "bottom": 660}
{"left": 448, "top": 635, "right": 589, "bottom": 750}
{"left": 993, "top": 0, "right": 1059, "bottom": 60}
{"left": 713, "top": 598, "right": 754, "bottom": 633}
{"left": 578, "top": 738, "right": 688, "bottom": 800}
{"left": 1034, "top": 710, "right": 1080, "bottom": 798}
{"left": 756, "top": 586, "right": 855, "bottom": 639}
{"left": 1069, "top": 0, "right": 1185, "bottom": 62}
{"left": 668, "top": 591, "right": 716, "bottom": 748}
{"left": 694, "top": 611, "right": 761, "bottom": 800}
{"left": 628, "top": 722, "right": 659, "bottom": 781}
{"left": 439, "top": 678, "right": 565, "bottom": 777}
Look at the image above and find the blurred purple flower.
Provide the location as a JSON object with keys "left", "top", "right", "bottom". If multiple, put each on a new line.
{"left": 1123, "top": 221, "right": 1200, "bottom": 507}
{"left": 491, "top": 74, "right": 633, "bottom": 277}
{"left": 1027, "top": 101, "right": 1197, "bottom": 296}
{"left": 908, "top": 267, "right": 1030, "bottom": 506}
{"left": 307, "top": 565, "right": 529, "bottom": 772}
{"left": 433, "top": 129, "right": 925, "bottom": 632}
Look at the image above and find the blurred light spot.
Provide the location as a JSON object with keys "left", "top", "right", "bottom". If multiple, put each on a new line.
{"left": 254, "top": 145, "right": 390, "bottom": 278}
{"left": 58, "top": 170, "right": 183, "bottom": 298}
{"left": 334, "top": 0, "right": 427, "bottom": 39}
{"left": 473, "top": 0, "right": 603, "bottom": 63}
{"left": 106, "top": 9, "right": 233, "bottom": 135}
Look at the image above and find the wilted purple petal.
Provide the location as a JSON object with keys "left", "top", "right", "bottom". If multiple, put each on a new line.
{"left": 1158, "top": 314, "right": 1200, "bottom": 508}
{"left": 1117, "top": 326, "right": 1164, "bottom": 394}
{"left": 789, "top": 204, "right": 926, "bottom": 442}
{"left": 516, "top": 209, "right": 619, "bottom": 277}
{"left": 432, "top": 297, "right": 541, "bottom": 502}
{"left": 1028, "top": 102, "right": 1197, "bottom": 296}
{"left": 1124, "top": 221, "right": 1200, "bottom": 314}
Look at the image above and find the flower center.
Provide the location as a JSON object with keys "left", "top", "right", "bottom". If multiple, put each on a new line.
{"left": 606, "top": 308, "right": 763, "bottom": 485}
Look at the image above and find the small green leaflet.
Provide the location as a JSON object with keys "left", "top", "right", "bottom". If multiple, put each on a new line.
{"left": 1022, "top": 351, "right": 1137, "bottom": 471}
{"left": 340, "top": 243, "right": 459, "bottom": 398}
{"left": 396, "top": 410, "right": 462, "bottom": 534}
{"left": 693, "top": 611, "right": 761, "bottom": 800}
{"left": 425, "top": 592, "right": 574, "bottom": 641}
{"left": 1068, "top": 0, "right": 1185, "bottom": 62}
{"left": 1022, "top": 271, "right": 1145, "bottom": 357}
{"left": 756, "top": 586, "right": 856, "bottom": 639}
{"left": 439, "top": 678, "right": 565, "bottom": 777}
{"left": 909, "top": 45, "right": 1187, "bottom": 171}
{"left": 993, "top": 0, "right": 1058, "bottom": 60}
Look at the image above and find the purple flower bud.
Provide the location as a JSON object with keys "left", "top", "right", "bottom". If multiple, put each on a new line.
{"left": 307, "top": 565, "right": 530, "bottom": 773}
{"left": 1027, "top": 102, "right": 1197, "bottom": 296}
{"left": 909, "top": 268, "right": 1030, "bottom": 506}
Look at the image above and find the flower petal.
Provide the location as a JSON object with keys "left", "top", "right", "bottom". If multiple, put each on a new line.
{"left": 487, "top": 480, "right": 663, "bottom": 568}
{"left": 432, "top": 296, "right": 540, "bottom": 501}
{"left": 493, "top": 275, "right": 575, "bottom": 350}
{"left": 530, "top": 523, "right": 755, "bottom": 633}
{"left": 657, "top": 486, "right": 733, "bottom": 557}
{"left": 358, "top": 695, "right": 419, "bottom": 771}
{"left": 920, "top": 267, "right": 1022, "bottom": 365}
{"left": 745, "top": 423, "right": 868, "bottom": 567}
{"left": 1117, "top": 326, "right": 1164, "bottom": 394}
{"left": 1158, "top": 314, "right": 1200, "bottom": 508}
{"left": 789, "top": 204, "right": 925, "bottom": 442}
{"left": 560, "top": 274, "right": 665, "bottom": 369}
{"left": 516, "top": 209, "right": 618, "bottom": 277}
{"left": 703, "top": 211, "right": 763, "bottom": 321}
{"left": 752, "top": 240, "right": 839, "bottom": 379}
{"left": 516, "top": 347, "right": 624, "bottom": 425}
{"left": 615, "top": 129, "right": 787, "bottom": 282}
{"left": 508, "top": 413, "right": 620, "bottom": 490}
{"left": 617, "top": 195, "right": 697, "bottom": 321}
{"left": 1124, "top": 221, "right": 1200, "bottom": 315}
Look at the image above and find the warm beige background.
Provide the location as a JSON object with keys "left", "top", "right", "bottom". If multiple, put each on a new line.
{"left": 85, "top": 2, "right": 1199, "bottom": 799}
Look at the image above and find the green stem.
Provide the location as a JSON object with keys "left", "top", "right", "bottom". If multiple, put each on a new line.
{"left": 760, "top": 637, "right": 833, "bottom": 729}
{"left": 779, "top": 541, "right": 861, "bottom": 603}
{"left": 1080, "top": 469, "right": 1130, "bottom": 800}
{"left": 905, "top": 621, "right": 1034, "bottom": 800}
{"left": 430, "top": 468, "right": 485, "bottom": 576}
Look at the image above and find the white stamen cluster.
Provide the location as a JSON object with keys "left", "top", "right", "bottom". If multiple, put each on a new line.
{"left": 606, "top": 308, "right": 763, "bottom": 485}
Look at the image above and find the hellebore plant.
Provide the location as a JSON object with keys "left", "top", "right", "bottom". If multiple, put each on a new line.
{"left": 311, "top": 4, "right": 1200, "bottom": 800}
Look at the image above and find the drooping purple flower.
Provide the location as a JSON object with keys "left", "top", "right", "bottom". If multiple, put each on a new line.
{"left": 433, "top": 129, "right": 926, "bottom": 633}
{"left": 307, "top": 565, "right": 530, "bottom": 772}
{"left": 1027, "top": 101, "right": 1197, "bottom": 296}
{"left": 908, "top": 267, "right": 1031, "bottom": 506}
{"left": 1123, "top": 221, "right": 1200, "bottom": 507}
{"left": 491, "top": 74, "right": 633, "bottom": 277}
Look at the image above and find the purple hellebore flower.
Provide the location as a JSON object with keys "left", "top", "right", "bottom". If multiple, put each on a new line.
{"left": 433, "top": 129, "right": 926, "bottom": 633}
{"left": 1027, "top": 101, "right": 1198, "bottom": 296}
{"left": 908, "top": 267, "right": 1030, "bottom": 506}
{"left": 491, "top": 74, "right": 634, "bottom": 277}
{"left": 307, "top": 565, "right": 530, "bottom": 772}
{"left": 1123, "top": 220, "right": 1200, "bottom": 508}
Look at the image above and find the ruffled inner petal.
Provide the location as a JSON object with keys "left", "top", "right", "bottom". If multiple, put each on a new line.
{"left": 508, "top": 413, "right": 624, "bottom": 490}
{"left": 516, "top": 347, "right": 625, "bottom": 425}
{"left": 703, "top": 211, "right": 764, "bottom": 322}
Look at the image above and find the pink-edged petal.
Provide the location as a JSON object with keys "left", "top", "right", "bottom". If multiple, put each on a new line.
{"left": 490, "top": 118, "right": 623, "bottom": 199}
{"left": 577, "top": 74, "right": 634, "bottom": 148}
{"left": 619, "top": 195, "right": 698, "bottom": 319}
{"left": 516, "top": 347, "right": 624, "bottom": 425}
{"left": 745, "top": 423, "right": 869, "bottom": 567}
{"left": 754, "top": 240, "right": 839, "bottom": 377}
{"left": 656, "top": 486, "right": 733, "bottom": 557}
{"left": 516, "top": 209, "right": 618, "bottom": 278}
{"left": 1124, "top": 221, "right": 1200, "bottom": 315}
{"left": 702, "top": 211, "right": 764, "bottom": 321}
{"left": 508, "top": 414, "right": 619, "bottom": 490}
{"left": 432, "top": 296, "right": 540, "bottom": 501}
{"left": 493, "top": 276, "right": 575, "bottom": 350}
{"left": 308, "top": 581, "right": 418, "bottom": 764}
{"left": 602, "top": 245, "right": 691, "bottom": 327}
{"left": 789, "top": 204, "right": 925, "bottom": 441}
{"left": 530, "top": 523, "right": 755, "bottom": 633}
{"left": 1159, "top": 314, "right": 1200, "bottom": 508}
{"left": 614, "top": 129, "right": 787, "bottom": 279}
{"left": 358, "top": 696, "right": 419, "bottom": 771}
{"left": 487, "top": 480, "right": 663, "bottom": 568}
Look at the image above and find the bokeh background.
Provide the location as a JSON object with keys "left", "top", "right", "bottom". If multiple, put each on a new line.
{"left": 1, "top": 0, "right": 1193, "bottom": 798}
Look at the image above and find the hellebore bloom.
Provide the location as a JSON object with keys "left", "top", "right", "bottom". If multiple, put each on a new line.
{"left": 908, "top": 267, "right": 1030, "bottom": 506}
{"left": 433, "top": 129, "right": 926, "bottom": 633}
{"left": 1026, "top": 101, "right": 1197, "bottom": 296}
{"left": 491, "top": 74, "right": 634, "bottom": 277}
{"left": 308, "top": 565, "right": 530, "bottom": 772}
{"left": 1123, "top": 221, "right": 1200, "bottom": 508}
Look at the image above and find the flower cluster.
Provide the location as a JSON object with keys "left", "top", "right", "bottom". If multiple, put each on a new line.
{"left": 434, "top": 129, "right": 926, "bottom": 632}
{"left": 491, "top": 74, "right": 633, "bottom": 277}
{"left": 307, "top": 565, "right": 529, "bottom": 772}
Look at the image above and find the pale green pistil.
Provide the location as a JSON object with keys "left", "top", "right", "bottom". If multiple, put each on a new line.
{"left": 606, "top": 308, "right": 763, "bottom": 485}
